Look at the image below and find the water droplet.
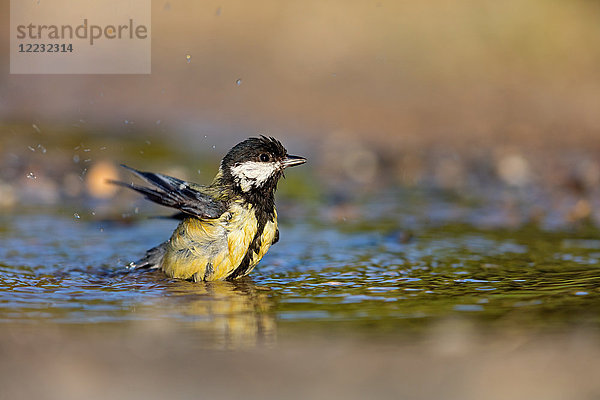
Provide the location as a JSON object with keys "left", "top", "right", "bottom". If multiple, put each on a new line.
{"left": 99, "top": 146, "right": 107, "bottom": 151}
{"left": 91, "top": 211, "right": 96, "bottom": 216}
{"left": 32, "top": 124, "right": 41, "bottom": 134}
{"left": 235, "top": 79, "right": 242, "bottom": 86}
{"left": 73, "top": 155, "right": 80, "bottom": 163}
{"left": 124, "top": 120, "right": 129, "bottom": 124}
{"left": 145, "top": 140, "right": 151, "bottom": 145}
{"left": 37, "top": 144, "right": 47, "bottom": 154}
{"left": 186, "top": 54, "right": 192, "bottom": 63}
{"left": 27, "top": 146, "right": 35, "bottom": 152}
{"left": 83, "top": 148, "right": 91, "bottom": 152}
{"left": 73, "top": 213, "right": 80, "bottom": 219}
{"left": 197, "top": 169, "right": 202, "bottom": 175}
{"left": 212, "top": 145, "right": 216, "bottom": 149}
{"left": 26, "top": 172, "right": 36, "bottom": 180}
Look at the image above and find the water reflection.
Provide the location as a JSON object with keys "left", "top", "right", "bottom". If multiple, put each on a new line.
{"left": 158, "top": 278, "right": 277, "bottom": 348}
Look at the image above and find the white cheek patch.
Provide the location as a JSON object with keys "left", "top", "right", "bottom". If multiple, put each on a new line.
{"left": 230, "top": 161, "right": 279, "bottom": 192}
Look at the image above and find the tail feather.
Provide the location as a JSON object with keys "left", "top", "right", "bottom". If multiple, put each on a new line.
{"left": 129, "top": 241, "right": 168, "bottom": 269}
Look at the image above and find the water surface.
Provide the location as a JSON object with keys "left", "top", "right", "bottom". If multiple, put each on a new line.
{"left": 1, "top": 189, "right": 599, "bottom": 347}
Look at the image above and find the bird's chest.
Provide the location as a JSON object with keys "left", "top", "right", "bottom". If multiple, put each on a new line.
{"left": 164, "top": 202, "right": 277, "bottom": 280}
{"left": 253, "top": 212, "right": 278, "bottom": 265}
{"left": 224, "top": 203, "right": 261, "bottom": 266}
{"left": 226, "top": 204, "right": 278, "bottom": 270}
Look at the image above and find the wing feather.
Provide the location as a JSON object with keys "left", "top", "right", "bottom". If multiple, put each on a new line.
{"left": 108, "top": 165, "right": 226, "bottom": 219}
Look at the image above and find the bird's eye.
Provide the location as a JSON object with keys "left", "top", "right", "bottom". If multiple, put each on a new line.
{"left": 259, "top": 153, "right": 270, "bottom": 162}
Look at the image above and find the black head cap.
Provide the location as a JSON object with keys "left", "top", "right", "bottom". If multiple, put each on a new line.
{"left": 221, "top": 136, "right": 287, "bottom": 168}
{"left": 218, "top": 136, "right": 306, "bottom": 199}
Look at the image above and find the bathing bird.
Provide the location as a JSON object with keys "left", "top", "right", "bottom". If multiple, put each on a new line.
{"left": 110, "top": 136, "right": 306, "bottom": 281}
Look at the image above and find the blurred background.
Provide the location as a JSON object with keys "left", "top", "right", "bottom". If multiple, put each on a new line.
{"left": 2, "top": 0, "right": 600, "bottom": 223}
{"left": 2, "top": 0, "right": 600, "bottom": 399}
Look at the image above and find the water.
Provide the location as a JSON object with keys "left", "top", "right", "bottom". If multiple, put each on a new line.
{"left": 1, "top": 189, "right": 599, "bottom": 347}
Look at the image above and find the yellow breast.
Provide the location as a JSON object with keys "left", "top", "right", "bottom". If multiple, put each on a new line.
{"left": 245, "top": 210, "right": 278, "bottom": 276}
{"left": 160, "top": 202, "right": 276, "bottom": 281}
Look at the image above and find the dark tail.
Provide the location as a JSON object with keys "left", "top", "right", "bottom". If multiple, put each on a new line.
{"left": 129, "top": 241, "right": 168, "bottom": 269}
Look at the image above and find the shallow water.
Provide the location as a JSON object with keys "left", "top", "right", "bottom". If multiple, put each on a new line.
{"left": 1, "top": 189, "right": 599, "bottom": 348}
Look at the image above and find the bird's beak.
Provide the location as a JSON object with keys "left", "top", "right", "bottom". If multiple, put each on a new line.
{"left": 282, "top": 154, "right": 307, "bottom": 168}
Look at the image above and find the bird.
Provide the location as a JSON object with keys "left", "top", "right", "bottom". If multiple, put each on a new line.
{"left": 110, "top": 136, "right": 306, "bottom": 281}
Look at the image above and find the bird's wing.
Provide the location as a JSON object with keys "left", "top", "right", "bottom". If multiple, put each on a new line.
{"left": 109, "top": 165, "right": 227, "bottom": 219}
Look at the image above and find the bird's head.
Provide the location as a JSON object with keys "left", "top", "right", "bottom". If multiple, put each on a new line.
{"left": 219, "top": 136, "right": 306, "bottom": 193}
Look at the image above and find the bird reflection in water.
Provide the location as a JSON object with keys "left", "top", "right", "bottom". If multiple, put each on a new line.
{"left": 158, "top": 276, "right": 276, "bottom": 349}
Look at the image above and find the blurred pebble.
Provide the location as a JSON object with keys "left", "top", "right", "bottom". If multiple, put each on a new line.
{"left": 563, "top": 174, "right": 586, "bottom": 195}
{"left": 568, "top": 199, "right": 592, "bottom": 222}
{"left": 497, "top": 153, "right": 530, "bottom": 187}
{"left": 0, "top": 182, "right": 16, "bottom": 208}
{"left": 85, "top": 161, "right": 119, "bottom": 199}
{"left": 580, "top": 159, "right": 600, "bottom": 188}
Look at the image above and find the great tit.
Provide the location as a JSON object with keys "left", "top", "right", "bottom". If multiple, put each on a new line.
{"left": 111, "top": 136, "right": 306, "bottom": 281}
